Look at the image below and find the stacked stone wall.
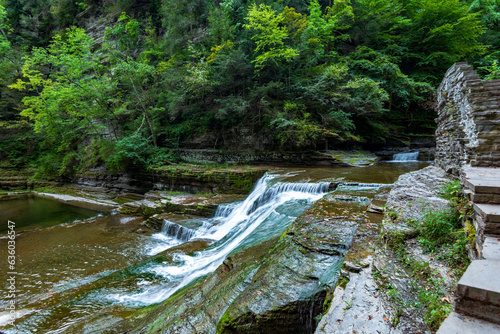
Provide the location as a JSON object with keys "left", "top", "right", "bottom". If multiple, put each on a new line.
{"left": 435, "top": 62, "right": 500, "bottom": 174}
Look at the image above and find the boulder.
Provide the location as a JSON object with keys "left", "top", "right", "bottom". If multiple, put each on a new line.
{"left": 383, "top": 165, "right": 450, "bottom": 232}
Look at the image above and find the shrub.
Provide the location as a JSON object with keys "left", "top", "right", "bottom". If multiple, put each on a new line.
{"left": 419, "top": 209, "right": 461, "bottom": 252}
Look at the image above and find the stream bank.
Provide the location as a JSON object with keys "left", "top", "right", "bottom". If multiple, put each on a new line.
{"left": 1, "top": 148, "right": 434, "bottom": 194}
{"left": 317, "top": 166, "right": 471, "bottom": 334}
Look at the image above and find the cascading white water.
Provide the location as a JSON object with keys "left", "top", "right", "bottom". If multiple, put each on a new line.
{"left": 214, "top": 202, "right": 237, "bottom": 218}
{"left": 246, "top": 182, "right": 330, "bottom": 215}
{"left": 161, "top": 220, "right": 195, "bottom": 241}
{"left": 392, "top": 151, "right": 419, "bottom": 162}
{"left": 114, "top": 174, "right": 330, "bottom": 306}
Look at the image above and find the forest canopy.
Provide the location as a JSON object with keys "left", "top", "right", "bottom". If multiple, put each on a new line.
{"left": 1, "top": 0, "right": 499, "bottom": 176}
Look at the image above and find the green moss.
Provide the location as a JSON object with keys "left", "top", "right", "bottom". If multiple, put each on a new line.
{"left": 151, "top": 165, "right": 265, "bottom": 194}
{"left": 217, "top": 312, "right": 234, "bottom": 334}
{"left": 322, "top": 285, "right": 338, "bottom": 314}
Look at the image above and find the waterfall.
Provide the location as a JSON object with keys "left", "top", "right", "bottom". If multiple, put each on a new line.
{"left": 392, "top": 151, "right": 419, "bottom": 162}
{"left": 214, "top": 203, "right": 237, "bottom": 218}
{"left": 161, "top": 220, "right": 195, "bottom": 242}
{"left": 115, "top": 173, "right": 330, "bottom": 305}
{"left": 247, "top": 182, "right": 330, "bottom": 215}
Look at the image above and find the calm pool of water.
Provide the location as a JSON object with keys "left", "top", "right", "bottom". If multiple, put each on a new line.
{"left": 0, "top": 195, "right": 103, "bottom": 233}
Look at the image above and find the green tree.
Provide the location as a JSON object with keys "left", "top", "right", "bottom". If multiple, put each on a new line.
{"left": 303, "top": 0, "right": 352, "bottom": 63}
{"left": 10, "top": 28, "right": 113, "bottom": 140}
{"left": 243, "top": 3, "right": 298, "bottom": 72}
{"left": 207, "top": 0, "right": 235, "bottom": 46}
{"left": 0, "top": 4, "right": 9, "bottom": 54}
{"left": 349, "top": 0, "right": 409, "bottom": 55}
{"left": 161, "top": 0, "right": 206, "bottom": 55}
{"left": 403, "top": 0, "right": 486, "bottom": 82}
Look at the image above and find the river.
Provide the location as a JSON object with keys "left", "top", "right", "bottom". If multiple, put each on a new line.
{"left": 0, "top": 162, "right": 428, "bottom": 333}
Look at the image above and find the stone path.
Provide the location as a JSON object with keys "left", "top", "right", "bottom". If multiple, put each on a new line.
{"left": 437, "top": 167, "right": 500, "bottom": 333}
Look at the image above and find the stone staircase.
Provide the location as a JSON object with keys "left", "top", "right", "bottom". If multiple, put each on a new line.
{"left": 438, "top": 167, "right": 500, "bottom": 333}
{"left": 435, "top": 63, "right": 500, "bottom": 175}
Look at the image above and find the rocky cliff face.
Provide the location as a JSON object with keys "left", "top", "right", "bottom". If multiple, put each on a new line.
{"left": 69, "top": 166, "right": 267, "bottom": 194}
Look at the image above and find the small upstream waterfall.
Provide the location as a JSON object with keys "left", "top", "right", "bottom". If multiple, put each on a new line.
{"left": 114, "top": 174, "right": 330, "bottom": 306}
{"left": 392, "top": 151, "right": 419, "bottom": 162}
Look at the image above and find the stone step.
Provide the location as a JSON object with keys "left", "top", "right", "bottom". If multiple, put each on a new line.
{"left": 487, "top": 92, "right": 500, "bottom": 99}
{"left": 482, "top": 236, "right": 500, "bottom": 261}
{"left": 464, "top": 178, "right": 500, "bottom": 194}
{"left": 474, "top": 203, "right": 500, "bottom": 223}
{"left": 473, "top": 204, "right": 500, "bottom": 234}
{"left": 483, "top": 79, "right": 500, "bottom": 84}
{"left": 455, "top": 260, "right": 500, "bottom": 324}
{"left": 483, "top": 81, "right": 500, "bottom": 88}
{"left": 485, "top": 86, "right": 500, "bottom": 94}
{"left": 473, "top": 111, "right": 500, "bottom": 117}
{"left": 462, "top": 167, "right": 500, "bottom": 195}
{"left": 464, "top": 189, "right": 500, "bottom": 204}
{"left": 437, "top": 311, "right": 500, "bottom": 334}
{"left": 475, "top": 120, "right": 500, "bottom": 126}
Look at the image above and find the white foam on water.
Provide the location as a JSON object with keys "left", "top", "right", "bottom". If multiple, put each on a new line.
{"left": 112, "top": 174, "right": 330, "bottom": 306}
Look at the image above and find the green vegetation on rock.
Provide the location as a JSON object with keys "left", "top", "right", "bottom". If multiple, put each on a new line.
{"left": 380, "top": 179, "right": 472, "bottom": 330}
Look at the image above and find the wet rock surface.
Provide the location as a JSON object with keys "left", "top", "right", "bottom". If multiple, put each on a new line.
{"left": 127, "top": 238, "right": 276, "bottom": 334}
{"left": 36, "top": 191, "right": 119, "bottom": 212}
{"left": 162, "top": 193, "right": 245, "bottom": 217}
{"left": 1, "top": 164, "right": 435, "bottom": 333}
{"left": 144, "top": 212, "right": 210, "bottom": 232}
{"left": 316, "top": 257, "right": 400, "bottom": 334}
{"left": 315, "top": 187, "right": 397, "bottom": 334}
{"left": 123, "top": 193, "right": 364, "bottom": 334}
{"left": 216, "top": 197, "right": 362, "bottom": 334}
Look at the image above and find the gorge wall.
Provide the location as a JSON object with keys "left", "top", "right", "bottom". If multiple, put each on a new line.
{"left": 435, "top": 62, "right": 500, "bottom": 175}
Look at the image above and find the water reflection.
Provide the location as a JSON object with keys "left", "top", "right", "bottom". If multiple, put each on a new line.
{"left": 0, "top": 195, "right": 103, "bottom": 232}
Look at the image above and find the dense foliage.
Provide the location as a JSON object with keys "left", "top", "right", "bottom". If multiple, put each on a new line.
{"left": 1, "top": 0, "right": 499, "bottom": 175}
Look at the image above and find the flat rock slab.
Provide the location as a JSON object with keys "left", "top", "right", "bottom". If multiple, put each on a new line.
{"left": 383, "top": 165, "right": 450, "bottom": 230}
{"left": 216, "top": 199, "right": 363, "bottom": 334}
{"left": 169, "top": 193, "right": 245, "bottom": 205}
{"left": 474, "top": 203, "right": 500, "bottom": 223}
{"left": 315, "top": 259, "right": 400, "bottom": 334}
{"left": 36, "top": 192, "right": 119, "bottom": 211}
{"left": 462, "top": 167, "right": 500, "bottom": 194}
{"left": 437, "top": 311, "right": 500, "bottom": 334}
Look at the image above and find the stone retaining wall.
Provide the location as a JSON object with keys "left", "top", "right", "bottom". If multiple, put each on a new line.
{"left": 435, "top": 62, "right": 500, "bottom": 174}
